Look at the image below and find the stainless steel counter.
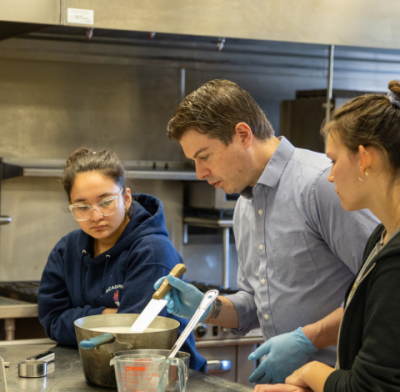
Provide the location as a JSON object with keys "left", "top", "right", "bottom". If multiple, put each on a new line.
{"left": 0, "top": 296, "right": 38, "bottom": 319}
{"left": 0, "top": 342, "right": 252, "bottom": 391}
{"left": 0, "top": 296, "right": 39, "bottom": 340}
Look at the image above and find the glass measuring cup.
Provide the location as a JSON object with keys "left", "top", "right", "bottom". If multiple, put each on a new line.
{"left": 110, "top": 354, "right": 186, "bottom": 392}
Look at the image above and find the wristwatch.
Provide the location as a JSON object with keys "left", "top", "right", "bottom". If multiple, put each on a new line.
{"left": 204, "top": 297, "right": 222, "bottom": 322}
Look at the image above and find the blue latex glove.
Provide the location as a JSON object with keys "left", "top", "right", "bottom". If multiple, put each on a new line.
{"left": 154, "top": 275, "right": 213, "bottom": 321}
{"left": 248, "top": 327, "right": 318, "bottom": 384}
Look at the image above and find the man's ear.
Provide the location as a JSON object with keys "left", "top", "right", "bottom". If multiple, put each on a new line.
{"left": 234, "top": 122, "right": 253, "bottom": 149}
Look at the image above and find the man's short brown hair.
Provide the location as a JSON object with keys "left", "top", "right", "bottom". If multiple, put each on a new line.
{"left": 167, "top": 79, "right": 274, "bottom": 144}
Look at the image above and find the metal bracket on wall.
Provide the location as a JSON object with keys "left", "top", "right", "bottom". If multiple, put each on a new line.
{"left": 0, "top": 160, "right": 24, "bottom": 181}
{"left": 183, "top": 216, "right": 233, "bottom": 289}
{"left": 0, "top": 158, "right": 17, "bottom": 225}
{"left": 0, "top": 158, "right": 198, "bottom": 181}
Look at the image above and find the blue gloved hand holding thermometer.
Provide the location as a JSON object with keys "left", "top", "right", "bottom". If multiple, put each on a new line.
{"left": 154, "top": 275, "right": 214, "bottom": 322}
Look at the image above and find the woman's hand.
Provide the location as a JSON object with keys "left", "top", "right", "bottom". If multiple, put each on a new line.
{"left": 285, "top": 361, "right": 334, "bottom": 392}
{"left": 285, "top": 365, "right": 310, "bottom": 388}
{"left": 254, "top": 384, "right": 309, "bottom": 392}
{"left": 102, "top": 308, "right": 118, "bottom": 314}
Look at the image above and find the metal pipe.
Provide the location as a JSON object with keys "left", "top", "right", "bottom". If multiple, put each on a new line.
{"left": 326, "top": 45, "right": 335, "bottom": 123}
{"left": 222, "top": 227, "right": 230, "bottom": 289}
{"left": 5, "top": 318, "right": 15, "bottom": 341}
{"left": 179, "top": 68, "right": 185, "bottom": 103}
{"left": 0, "top": 216, "right": 11, "bottom": 225}
{"left": 183, "top": 224, "right": 188, "bottom": 245}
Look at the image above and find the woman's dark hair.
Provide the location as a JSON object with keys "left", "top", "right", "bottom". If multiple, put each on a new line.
{"left": 322, "top": 80, "right": 400, "bottom": 177}
{"left": 62, "top": 148, "right": 130, "bottom": 205}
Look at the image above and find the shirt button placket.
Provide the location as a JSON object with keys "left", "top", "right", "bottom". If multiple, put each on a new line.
{"left": 255, "top": 193, "right": 270, "bottom": 328}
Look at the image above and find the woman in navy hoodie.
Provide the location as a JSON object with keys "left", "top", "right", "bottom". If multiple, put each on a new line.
{"left": 38, "top": 147, "right": 206, "bottom": 372}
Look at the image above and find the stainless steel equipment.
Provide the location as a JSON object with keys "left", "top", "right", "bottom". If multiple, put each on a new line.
{"left": 0, "top": 282, "right": 40, "bottom": 341}
{"left": 186, "top": 182, "right": 239, "bottom": 210}
{"left": 0, "top": 217, "right": 11, "bottom": 225}
{"left": 3, "top": 0, "right": 400, "bottom": 51}
{"left": 74, "top": 314, "right": 180, "bottom": 388}
{"left": 18, "top": 360, "right": 47, "bottom": 378}
{"left": 183, "top": 217, "right": 233, "bottom": 289}
{"left": 195, "top": 323, "right": 264, "bottom": 387}
{"left": 184, "top": 182, "right": 238, "bottom": 289}
{"left": 0, "top": 296, "right": 38, "bottom": 341}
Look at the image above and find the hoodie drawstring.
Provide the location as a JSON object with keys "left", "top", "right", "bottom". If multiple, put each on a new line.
{"left": 101, "top": 255, "right": 111, "bottom": 296}
{"left": 80, "top": 250, "right": 87, "bottom": 305}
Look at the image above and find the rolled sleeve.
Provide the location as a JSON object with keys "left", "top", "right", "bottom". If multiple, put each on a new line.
{"left": 225, "top": 290, "right": 258, "bottom": 335}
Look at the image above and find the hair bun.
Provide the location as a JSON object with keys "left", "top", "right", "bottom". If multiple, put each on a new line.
{"left": 388, "top": 80, "right": 400, "bottom": 101}
{"left": 65, "top": 148, "right": 92, "bottom": 168}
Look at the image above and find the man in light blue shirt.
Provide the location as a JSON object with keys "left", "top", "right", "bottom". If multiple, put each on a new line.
{"left": 157, "top": 79, "right": 379, "bottom": 384}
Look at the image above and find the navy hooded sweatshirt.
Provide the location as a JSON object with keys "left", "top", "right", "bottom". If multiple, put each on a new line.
{"left": 38, "top": 193, "right": 206, "bottom": 372}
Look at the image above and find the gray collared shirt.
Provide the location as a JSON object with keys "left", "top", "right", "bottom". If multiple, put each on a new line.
{"left": 226, "top": 137, "right": 379, "bottom": 365}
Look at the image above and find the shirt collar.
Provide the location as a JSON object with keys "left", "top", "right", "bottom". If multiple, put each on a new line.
{"left": 239, "top": 136, "right": 295, "bottom": 199}
{"left": 258, "top": 136, "right": 295, "bottom": 188}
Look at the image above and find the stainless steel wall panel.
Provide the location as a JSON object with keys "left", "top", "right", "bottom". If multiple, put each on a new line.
{"left": 61, "top": 0, "right": 400, "bottom": 50}
{"left": 0, "top": 57, "right": 184, "bottom": 161}
{"left": 0, "top": 0, "right": 60, "bottom": 24}
{"left": 0, "top": 177, "right": 77, "bottom": 282}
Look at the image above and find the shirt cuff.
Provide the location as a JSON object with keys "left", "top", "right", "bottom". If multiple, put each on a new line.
{"left": 225, "top": 292, "right": 258, "bottom": 335}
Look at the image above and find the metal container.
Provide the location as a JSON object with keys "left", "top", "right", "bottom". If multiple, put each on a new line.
{"left": 74, "top": 314, "right": 180, "bottom": 388}
{"left": 18, "top": 361, "right": 47, "bottom": 378}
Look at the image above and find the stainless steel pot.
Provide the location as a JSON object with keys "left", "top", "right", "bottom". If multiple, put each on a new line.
{"left": 74, "top": 313, "right": 180, "bottom": 388}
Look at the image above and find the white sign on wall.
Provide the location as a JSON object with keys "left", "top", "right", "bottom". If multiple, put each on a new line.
{"left": 67, "top": 8, "right": 94, "bottom": 25}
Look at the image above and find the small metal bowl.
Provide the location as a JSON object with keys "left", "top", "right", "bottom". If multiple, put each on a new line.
{"left": 18, "top": 360, "right": 47, "bottom": 378}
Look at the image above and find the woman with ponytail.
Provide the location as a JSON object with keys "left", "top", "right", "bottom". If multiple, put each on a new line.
{"left": 38, "top": 148, "right": 206, "bottom": 372}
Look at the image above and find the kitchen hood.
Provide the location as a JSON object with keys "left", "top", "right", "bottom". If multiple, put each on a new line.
{"left": 1, "top": 0, "right": 400, "bottom": 50}
{"left": 0, "top": 0, "right": 60, "bottom": 40}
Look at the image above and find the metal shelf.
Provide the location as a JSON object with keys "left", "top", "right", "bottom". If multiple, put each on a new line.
{"left": 183, "top": 217, "right": 233, "bottom": 228}
{"left": 0, "top": 296, "right": 38, "bottom": 319}
{"left": 0, "top": 296, "right": 39, "bottom": 340}
{"left": 1, "top": 158, "right": 198, "bottom": 181}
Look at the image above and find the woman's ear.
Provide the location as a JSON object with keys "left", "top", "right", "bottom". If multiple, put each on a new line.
{"left": 124, "top": 188, "right": 132, "bottom": 209}
{"left": 358, "top": 145, "right": 372, "bottom": 172}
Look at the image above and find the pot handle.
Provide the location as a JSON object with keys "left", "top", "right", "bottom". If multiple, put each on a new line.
{"left": 79, "top": 333, "right": 115, "bottom": 350}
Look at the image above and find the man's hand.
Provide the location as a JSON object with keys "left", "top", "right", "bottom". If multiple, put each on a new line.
{"left": 154, "top": 275, "right": 213, "bottom": 321}
{"left": 248, "top": 327, "right": 318, "bottom": 384}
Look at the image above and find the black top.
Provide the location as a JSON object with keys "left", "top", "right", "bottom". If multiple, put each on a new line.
{"left": 325, "top": 224, "right": 400, "bottom": 392}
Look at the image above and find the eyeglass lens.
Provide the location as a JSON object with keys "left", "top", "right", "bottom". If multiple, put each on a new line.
{"left": 71, "top": 198, "right": 118, "bottom": 221}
